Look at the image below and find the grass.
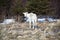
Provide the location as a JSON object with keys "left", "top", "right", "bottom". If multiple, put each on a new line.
{"left": 0, "top": 20, "right": 60, "bottom": 40}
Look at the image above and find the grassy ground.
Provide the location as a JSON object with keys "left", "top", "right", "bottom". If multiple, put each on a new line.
{"left": 0, "top": 20, "right": 60, "bottom": 40}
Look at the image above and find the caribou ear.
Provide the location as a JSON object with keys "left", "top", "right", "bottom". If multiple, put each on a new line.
{"left": 23, "top": 13, "right": 24, "bottom": 14}
{"left": 23, "top": 12, "right": 28, "bottom": 15}
{"left": 23, "top": 12, "right": 25, "bottom": 15}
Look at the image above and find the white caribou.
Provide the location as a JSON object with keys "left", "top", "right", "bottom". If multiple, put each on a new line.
{"left": 23, "top": 12, "right": 37, "bottom": 29}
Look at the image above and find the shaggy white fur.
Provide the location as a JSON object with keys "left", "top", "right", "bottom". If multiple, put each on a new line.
{"left": 23, "top": 12, "right": 37, "bottom": 29}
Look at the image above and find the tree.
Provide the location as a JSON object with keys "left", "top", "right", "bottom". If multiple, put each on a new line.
{"left": 0, "top": 0, "right": 57, "bottom": 18}
{"left": 24, "top": 0, "right": 52, "bottom": 15}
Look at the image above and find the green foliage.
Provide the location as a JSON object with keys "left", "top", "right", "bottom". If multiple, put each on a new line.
{"left": 0, "top": 0, "right": 55, "bottom": 16}
{"left": 11, "top": 0, "right": 24, "bottom": 15}
{"left": 0, "top": 0, "right": 8, "bottom": 7}
{"left": 24, "top": 0, "right": 50, "bottom": 15}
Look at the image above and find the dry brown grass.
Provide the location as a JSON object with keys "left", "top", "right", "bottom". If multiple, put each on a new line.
{"left": 0, "top": 20, "right": 60, "bottom": 40}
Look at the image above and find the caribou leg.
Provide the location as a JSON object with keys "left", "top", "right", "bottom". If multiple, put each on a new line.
{"left": 32, "top": 20, "right": 35, "bottom": 29}
{"left": 29, "top": 21, "right": 31, "bottom": 28}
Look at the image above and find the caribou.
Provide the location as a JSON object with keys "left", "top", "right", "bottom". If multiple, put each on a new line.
{"left": 23, "top": 12, "right": 37, "bottom": 29}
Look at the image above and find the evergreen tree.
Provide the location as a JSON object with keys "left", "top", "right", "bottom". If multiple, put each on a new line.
{"left": 0, "top": 0, "right": 56, "bottom": 17}
{"left": 25, "top": 0, "right": 51, "bottom": 15}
